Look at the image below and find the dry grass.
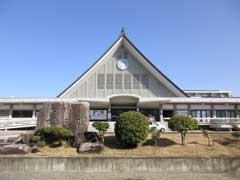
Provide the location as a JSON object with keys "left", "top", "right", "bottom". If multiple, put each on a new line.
{"left": 2, "top": 133, "right": 240, "bottom": 157}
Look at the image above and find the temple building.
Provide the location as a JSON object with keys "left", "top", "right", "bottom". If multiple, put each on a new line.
{"left": 0, "top": 30, "right": 240, "bottom": 131}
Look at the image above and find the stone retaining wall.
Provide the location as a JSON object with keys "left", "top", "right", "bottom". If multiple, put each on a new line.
{"left": 0, "top": 157, "right": 239, "bottom": 173}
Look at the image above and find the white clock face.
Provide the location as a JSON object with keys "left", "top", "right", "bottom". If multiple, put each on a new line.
{"left": 117, "top": 59, "right": 128, "bottom": 70}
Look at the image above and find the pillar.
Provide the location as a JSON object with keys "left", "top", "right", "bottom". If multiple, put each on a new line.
{"left": 159, "top": 104, "right": 163, "bottom": 123}
{"left": 235, "top": 104, "right": 239, "bottom": 118}
{"left": 211, "top": 104, "right": 216, "bottom": 118}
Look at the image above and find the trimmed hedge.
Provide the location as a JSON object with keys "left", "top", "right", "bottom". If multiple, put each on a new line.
{"left": 35, "top": 126, "right": 73, "bottom": 147}
{"left": 114, "top": 111, "right": 148, "bottom": 147}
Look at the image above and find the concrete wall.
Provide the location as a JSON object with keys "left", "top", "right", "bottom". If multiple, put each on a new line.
{"left": 0, "top": 157, "right": 239, "bottom": 173}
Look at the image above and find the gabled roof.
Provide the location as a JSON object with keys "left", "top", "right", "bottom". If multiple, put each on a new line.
{"left": 57, "top": 31, "right": 188, "bottom": 98}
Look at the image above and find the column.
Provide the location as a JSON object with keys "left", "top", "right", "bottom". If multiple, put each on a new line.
{"left": 32, "top": 105, "right": 37, "bottom": 119}
{"left": 159, "top": 104, "right": 163, "bottom": 123}
{"left": 211, "top": 104, "right": 216, "bottom": 118}
{"left": 235, "top": 104, "right": 239, "bottom": 118}
{"left": 173, "top": 104, "right": 177, "bottom": 115}
{"left": 9, "top": 104, "right": 13, "bottom": 119}
{"left": 187, "top": 104, "right": 191, "bottom": 117}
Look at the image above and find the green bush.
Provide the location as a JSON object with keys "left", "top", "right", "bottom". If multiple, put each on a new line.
{"left": 150, "top": 127, "right": 160, "bottom": 146}
{"left": 169, "top": 115, "right": 198, "bottom": 145}
{"left": 114, "top": 111, "right": 148, "bottom": 147}
{"left": 35, "top": 126, "right": 73, "bottom": 147}
{"left": 36, "top": 141, "right": 46, "bottom": 147}
{"left": 31, "top": 135, "right": 41, "bottom": 143}
{"left": 92, "top": 122, "right": 109, "bottom": 143}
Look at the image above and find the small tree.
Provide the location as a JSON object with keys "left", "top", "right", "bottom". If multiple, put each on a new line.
{"left": 169, "top": 115, "right": 198, "bottom": 145}
{"left": 150, "top": 126, "right": 160, "bottom": 146}
{"left": 92, "top": 122, "right": 109, "bottom": 143}
{"left": 115, "top": 111, "right": 148, "bottom": 147}
{"left": 202, "top": 130, "right": 212, "bottom": 146}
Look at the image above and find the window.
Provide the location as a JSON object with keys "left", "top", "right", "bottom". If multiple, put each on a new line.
{"left": 97, "top": 74, "right": 105, "bottom": 89}
{"left": 115, "top": 74, "right": 122, "bottom": 89}
{"left": 133, "top": 74, "right": 140, "bottom": 89}
{"left": 124, "top": 74, "right": 131, "bottom": 89}
{"left": 216, "top": 110, "right": 236, "bottom": 118}
{"left": 141, "top": 74, "right": 149, "bottom": 89}
{"left": 89, "top": 109, "right": 108, "bottom": 121}
{"left": 0, "top": 110, "right": 9, "bottom": 118}
{"left": 12, "top": 110, "right": 33, "bottom": 118}
{"left": 106, "top": 74, "right": 113, "bottom": 89}
{"left": 139, "top": 109, "right": 159, "bottom": 121}
{"left": 191, "top": 110, "right": 212, "bottom": 118}
{"left": 176, "top": 110, "right": 188, "bottom": 116}
{"left": 163, "top": 110, "right": 174, "bottom": 118}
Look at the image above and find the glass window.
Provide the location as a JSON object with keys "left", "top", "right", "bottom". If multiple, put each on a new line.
{"left": 191, "top": 110, "right": 212, "bottom": 118}
{"left": 124, "top": 74, "right": 131, "bottom": 89}
{"left": 115, "top": 74, "right": 122, "bottom": 89}
{"left": 89, "top": 109, "right": 108, "bottom": 121}
{"left": 216, "top": 110, "right": 226, "bottom": 118}
{"left": 0, "top": 110, "right": 9, "bottom": 117}
{"left": 163, "top": 110, "right": 174, "bottom": 118}
{"left": 97, "top": 74, "right": 105, "bottom": 89}
{"left": 176, "top": 110, "right": 188, "bottom": 116}
{"left": 106, "top": 74, "right": 113, "bottom": 89}
{"left": 12, "top": 110, "right": 33, "bottom": 118}
{"left": 139, "top": 109, "right": 159, "bottom": 121}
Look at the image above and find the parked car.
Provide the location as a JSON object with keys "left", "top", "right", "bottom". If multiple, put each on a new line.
{"left": 149, "top": 122, "right": 166, "bottom": 132}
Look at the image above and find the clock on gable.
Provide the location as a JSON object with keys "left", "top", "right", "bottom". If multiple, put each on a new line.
{"left": 117, "top": 52, "right": 128, "bottom": 70}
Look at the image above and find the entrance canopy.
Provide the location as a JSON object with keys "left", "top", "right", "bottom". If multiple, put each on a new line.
{"left": 109, "top": 95, "right": 139, "bottom": 106}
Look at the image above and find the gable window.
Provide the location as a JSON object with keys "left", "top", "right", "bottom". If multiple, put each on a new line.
{"left": 124, "top": 74, "right": 131, "bottom": 89}
{"left": 133, "top": 74, "right": 140, "bottom": 89}
{"left": 115, "top": 74, "right": 122, "bottom": 89}
{"left": 97, "top": 74, "right": 105, "bottom": 89}
{"left": 106, "top": 74, "right": 113, "bottom": 89}
{"left": 141, "top": 74, "right": 149, "bottom": 89}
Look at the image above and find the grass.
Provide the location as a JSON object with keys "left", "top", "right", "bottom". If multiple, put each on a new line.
{"left": 1, "top": 132, "right": 240, "bottom": 157}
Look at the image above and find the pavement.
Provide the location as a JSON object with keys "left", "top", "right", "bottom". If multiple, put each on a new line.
{"left": 0, "top": 172, "right": 239, "bottom": 180}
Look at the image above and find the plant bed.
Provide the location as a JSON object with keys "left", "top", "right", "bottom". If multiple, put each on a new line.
{"left": 0, "top": 133, "right": 239, "bottom": 157}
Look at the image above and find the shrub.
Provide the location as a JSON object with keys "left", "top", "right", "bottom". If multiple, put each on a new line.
{"left": 36, "top": 126, "right": 73, "bottom": 147}
{"left": 114, "top": 111, "right": 148, "bottom": 147}
{"left": 232, "top": 132, "right": 240, "bottom": 142}
{"left": 92, "top": 122, "right": 109, "bottom": 143}
{"left": 36, "top": 141, "right": 46, "bottom": 147}
{"left": 150, "top": 127, "right": 160, "bottom": 146}
{"left": 31, "top": 135, "right": 41, "bottom": 143}
{"left": 202, "top": 130, "right": 212, "bottom": 146}
{"left": 169, "top": 115, "right": 198, "bottom": 145}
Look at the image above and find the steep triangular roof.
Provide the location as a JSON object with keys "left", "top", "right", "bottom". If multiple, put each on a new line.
{"left": 57, "top": 31, "right": 188, "bottom": 97}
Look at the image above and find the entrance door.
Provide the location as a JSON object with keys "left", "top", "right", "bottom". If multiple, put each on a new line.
{"left": 111, "top": 108, "right": 136, "bottom": 121}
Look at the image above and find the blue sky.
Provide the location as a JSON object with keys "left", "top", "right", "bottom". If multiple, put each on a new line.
{"left": 0, "top": 0, "right": 240, "bottom": 97}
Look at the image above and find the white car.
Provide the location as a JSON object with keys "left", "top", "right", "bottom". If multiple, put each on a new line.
{"left": 149, "top": 122, "right": 166, "bottom": 132}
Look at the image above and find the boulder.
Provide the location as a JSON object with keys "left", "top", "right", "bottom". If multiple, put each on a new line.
{"left": 13, "top": 133, "right": 33, "bottom": 144}
{"left": 36, "top": 101, "right": 89, "bottom": 146}
{"left": 78, "top": 142, "right": 103, "bottom": 153}
{"left": 31, "top": 145, "right": 40, "bottom": 153}
{"left": 84, "top": 132, "right": 101, "bottom": 143}
{"left": 0, "top": 144, "right": 31, "bottom": 154}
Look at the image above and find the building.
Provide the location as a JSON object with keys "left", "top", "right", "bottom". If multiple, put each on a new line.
{"left": 0, "top": 30, "right": 240, "bottom": 131}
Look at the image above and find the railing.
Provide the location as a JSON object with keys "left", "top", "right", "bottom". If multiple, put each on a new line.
{"left": 0, "top": 118, "right": 37, "bottom": 130}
